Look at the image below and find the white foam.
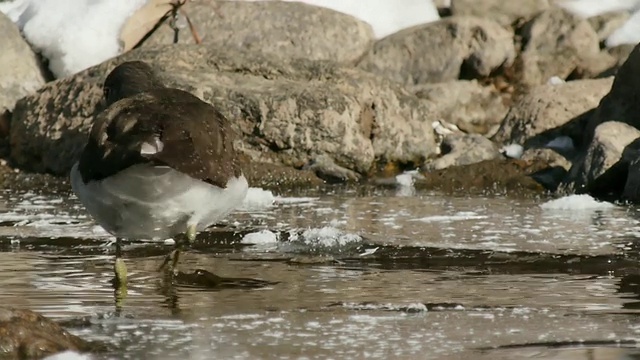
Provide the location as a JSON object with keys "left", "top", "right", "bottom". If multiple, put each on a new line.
{"left": 540, "top": 194, "right": 616, "bottom": 210}
{"left": 292, "top": 226, "right": 362, "bottom": 247}
{"left": 0, "top": 0, "right": 146, "bottom": 78}
{"left": 240, "top": 187, "right": 275, "bottom": 210}
{"left": 412, "top": 212, "right": 488, "bottom": 223}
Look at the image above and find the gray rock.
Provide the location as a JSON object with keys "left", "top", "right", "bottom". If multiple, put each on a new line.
{"left": 0, "top": 13, "right": 46, "bottom": 113}
{"left": 413, "top": 80, "right": 507, "bottom": 134}
{"left": 422, "top": 133, "right": 501, "bottom": 171}
{"left": 357, "top": 16, "right": 516, "bottom": 86}
{"left": 0, "top": 307, "right": 97, "bottom": 359}
{"left": 492, "top": 78, "right": 613, "bottom": 148}
{"left": 564, "top": 121, "right": 640, "bottom": 194}
{"left": 10, "top": 45, "right": 437, "bottom": 179}
{"left": 141, "top": 0, "right": 374, "bottom": 64}
{"left": 451, "top": 0, "right": 549, "bottom": 26}
{"left": 518, "top": 8, "right": 616, "bottom": 86}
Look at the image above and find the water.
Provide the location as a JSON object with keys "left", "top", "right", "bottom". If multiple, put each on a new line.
{"left": 2, "top": 177, "right": 640, "bottom": 359}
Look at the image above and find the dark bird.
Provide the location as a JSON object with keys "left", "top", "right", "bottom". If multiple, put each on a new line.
{"left": 70, "top": 61, "right": 248, "bottom": 291}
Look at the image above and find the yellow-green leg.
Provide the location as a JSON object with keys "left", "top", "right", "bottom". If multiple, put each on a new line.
{"left": 114, "top": 238, "right": 127, "bottom": 311}
{"left": 158, "top": 223, "right": 197, "bottom": 274}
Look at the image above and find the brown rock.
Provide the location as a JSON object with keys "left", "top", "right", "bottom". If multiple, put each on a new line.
{"left": 140, "top": 0, "right": 374, "bottom": 64}
{"left": 357, "top": 16, "right": 516, "bottom": 86}
{"left": 518, "top": 8, "right": 616, "bottom": 86}
{"left": 413, "top": 80, "right": 507, "bottom": 134}
{"left": 451, "top": 0, "right": 549, "bottom": 26}
{"left": 10, "top": 45, "right": 437, "bottom": 180}
{"left": 0, "top": 307, "right": 96, "bottom": 359}
{"left": 492, "top": 78, "right": 613, "bottom": 148}
{"left": 0, "top": 13, "right": 46, "bottom": 113}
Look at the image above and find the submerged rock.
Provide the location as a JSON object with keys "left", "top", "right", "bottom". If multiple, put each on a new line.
{"left": 140, "top": 0, "right": 374, "bottom": 64}
{"left": 357, "top": 16, "right": 516, "bottom": 86}
{"left": 0, "top": 307, "right": 96, "bottom": 359}
{"left": 10, "top": 45, "right": 437, "bottom": 181}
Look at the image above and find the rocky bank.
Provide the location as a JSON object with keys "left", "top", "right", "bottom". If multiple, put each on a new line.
{"left": 1, "top": 2, "right": 640, "bottom": 192}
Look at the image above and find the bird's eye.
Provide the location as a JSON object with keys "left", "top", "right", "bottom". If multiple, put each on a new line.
{"left": 103, "top": 87, "right": 111, "bottom": 100}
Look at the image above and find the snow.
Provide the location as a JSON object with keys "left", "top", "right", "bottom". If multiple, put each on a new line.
{"left": 559, "top": 0, "right": 640, "bottom": 46}
{"left": 280, "top": 0, "right": 440, "bottom": 39}
{"left": 0, "top": 0, "right": 146, "bottom": 78}
{"left": 540, "top": 194, "right": 616, "bottom": 210}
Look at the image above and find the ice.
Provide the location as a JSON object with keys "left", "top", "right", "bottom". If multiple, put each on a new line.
{"left": 43, "top": 351, "right": 93, "bottom": 360}
{"left": 412, "top": 211, "right": 488, "bottom": 223}
{"left": 241, "top": 229, "right": 279, "bottom": 245}
{"left": 0, "top": 0, "right": 146, "bottom": 78}
{"left": 540, "top": 194, "right": 616, "bottom": 210}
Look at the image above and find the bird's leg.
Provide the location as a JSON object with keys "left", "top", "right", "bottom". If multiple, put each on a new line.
{"left": 113, "top": 238, "right": 127, "bottom": 311}
{"left": 158, "top": 223, "right": 197, "bottom": 274}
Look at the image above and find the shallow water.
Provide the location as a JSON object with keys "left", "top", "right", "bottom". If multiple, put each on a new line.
{"left": 3, "top": 178, "right": 640, "bottom": 359}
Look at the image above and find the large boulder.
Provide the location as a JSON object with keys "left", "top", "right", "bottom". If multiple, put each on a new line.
{"left": 140, "top": 0, "right": 374, "bottom": 64}
{"left": 517, "top": 8, "right": 615, "bottom": 87}
{"left": 357, "top": 16, "right": 516, "bottom": 86}
{"left": 9, "top": 45, "right": 437, "bottom": 180}
{"left": 492, "top": 78, "right": 613, "bottom": 148}
{"left": 0, "top": 13, "right": 46, "bottom": 113}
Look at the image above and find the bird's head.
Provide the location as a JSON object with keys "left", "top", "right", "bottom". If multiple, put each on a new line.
{"left": 102, "top": 61, "right": 165, "bottom": 106}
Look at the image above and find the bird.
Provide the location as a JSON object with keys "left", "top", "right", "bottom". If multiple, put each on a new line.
{"left": 70, "top": 60, "right": 249, "bottom": 292}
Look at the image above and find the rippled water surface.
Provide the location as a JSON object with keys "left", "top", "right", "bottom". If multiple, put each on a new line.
{"left": 3, "top": 177, "right": 640, "bottom": 359}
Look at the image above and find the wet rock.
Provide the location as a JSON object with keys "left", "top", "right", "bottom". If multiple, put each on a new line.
{"left": 0, "top": 307, "right": 96, "bottom": 359}
{"left": 585, "top": 43, "right": 640, "bottom": 143}
{"left": 564, "top": 121, "right": 640, "bottom": 195}
{"left": 241, "top": 160, "right": 324, "bottom": 189}
{"left": 492, "top": 78, "right": 613, "bottom": 148}
{"left": 10, "top": 45, "right": 437, "bottom": 180}
{"left": 587, "top": 12, "right": 631, "bottom": 43}
{"left": 517, "top": 8, "right": 616, "bottom": 86}
{"left": 415, "top": 158, "right": 550, "bottom": 195}
{"left": 413, "top": 80, "right": 508, "bottom": 134}
{"left": 0, "top": 13, "right": 46, "bottom": 113}
{"left": 520, "top": 147, "right": 572, "bottom": 191}
{"left": 450, "top": 0, "right": 549, "bottom": 26}
{"left": 622, "top": 138, "right": 640, "bottom": 202}
{"left": 141, "top": 0, "right": 373, "bottom": 64}
{"left": 422, "top": 133, "right": 501, "bottom": 171}
{"left": 357, "top": 16, "right": 516, "bottom": 86}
